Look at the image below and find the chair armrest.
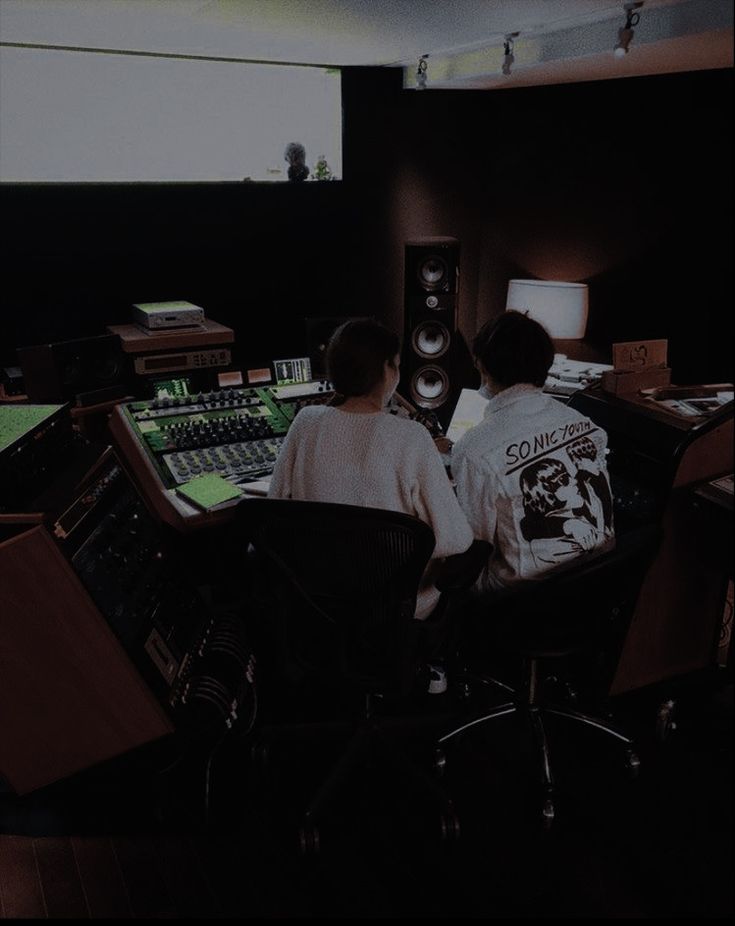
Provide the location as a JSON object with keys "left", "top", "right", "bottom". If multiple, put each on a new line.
{"left": 434, "top": 540, "right": 492, "bottom": 592}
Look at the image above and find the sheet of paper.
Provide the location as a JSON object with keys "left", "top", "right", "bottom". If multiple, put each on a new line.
{"left": 445, "top": 388, "right": 489, "bottom": 445}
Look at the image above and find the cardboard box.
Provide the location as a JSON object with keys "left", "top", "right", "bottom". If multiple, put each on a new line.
{"left": 601, "top": 366, "right": 672, "bottom": 396}
{"left": 612, "top": 339, "right": 668, "bottom": 372}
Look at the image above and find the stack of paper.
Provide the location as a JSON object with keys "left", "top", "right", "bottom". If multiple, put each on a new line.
{"left": 545, "top": 355, "right": 613, "bottom": 395}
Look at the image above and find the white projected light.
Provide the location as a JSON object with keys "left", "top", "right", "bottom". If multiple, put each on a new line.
{"left": 0, "top": 48, "right": 342, "bottom": 183}
{"left": 506, "top": 280, "right": 589, "bottom": 339}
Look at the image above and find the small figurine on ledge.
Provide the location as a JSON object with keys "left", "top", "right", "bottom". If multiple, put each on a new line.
{"left": 284, "top": 142, "right": 309, "bottom": 182}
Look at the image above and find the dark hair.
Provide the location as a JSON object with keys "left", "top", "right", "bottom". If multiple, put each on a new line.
{"left": 326, "top": 319, "right": 400, "bottom": 397}
{"left": 520, "top": 458, "right": 573, "bottom": 517}
{"left": 284, "top": 141, "right": 306, "bottom": 163}
{"left": 472, "top": 310, "right": 554, "bottom": 388}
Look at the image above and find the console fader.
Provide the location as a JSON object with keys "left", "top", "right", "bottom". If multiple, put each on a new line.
{"left": 118, "top": 380, "right": 334, "bottom": 488}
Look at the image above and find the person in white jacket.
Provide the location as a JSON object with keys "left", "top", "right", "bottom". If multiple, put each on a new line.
{"left": 451, "top": 310, "right": 615, "bottom": 593}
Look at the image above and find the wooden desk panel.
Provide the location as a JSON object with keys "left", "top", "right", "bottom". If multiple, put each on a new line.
{"left": 0, "top": 526, "right": 173, "bottom": 794}
{"left": 108, "top": 319, "right": 234, "bottom": 354}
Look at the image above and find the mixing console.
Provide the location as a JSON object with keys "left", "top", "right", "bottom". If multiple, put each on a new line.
{"left": 117, "top": 380, "right": 334, "bottom": 489}
{"left": 163, "top": 437, "right": 284, "bottom": 484}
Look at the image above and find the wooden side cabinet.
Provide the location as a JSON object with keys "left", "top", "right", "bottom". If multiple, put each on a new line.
{"left": 0, "top": 525, "right": 173, "bottom": 794}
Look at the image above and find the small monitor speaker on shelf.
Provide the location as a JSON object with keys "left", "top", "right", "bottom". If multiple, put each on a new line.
{"left": 17, "top": 334, "right": 128, "bottom": 405}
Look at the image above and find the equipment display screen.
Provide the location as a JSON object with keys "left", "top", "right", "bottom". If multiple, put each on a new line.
{"left": 246, "top": 368, "right": 272, "bottom": 385}
{"left": 152, "top": 378, "right": 191, "bottom": 399}
{"left": 273, "top": 357, "right": 312, "bottom": 386}
{"left": 146, "top": 355, "right": 188, "bottom": 371}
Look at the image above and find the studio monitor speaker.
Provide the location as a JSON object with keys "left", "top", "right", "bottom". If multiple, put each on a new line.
{"left": 17, "top": 333, "right": 128, "bottom": 405}
{"left": 402, "top": 238, "right": 459, "bottom": 418}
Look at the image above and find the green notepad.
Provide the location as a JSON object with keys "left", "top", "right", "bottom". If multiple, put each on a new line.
{"left": 175, "top": 473, "right": 243, "bottom": 510}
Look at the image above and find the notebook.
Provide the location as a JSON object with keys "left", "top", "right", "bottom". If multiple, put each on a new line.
{"left": 175, "top": 473, "right": 243, "bottom": 511}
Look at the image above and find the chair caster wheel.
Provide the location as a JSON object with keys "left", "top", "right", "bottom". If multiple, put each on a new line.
{"left": 656, "top": 699, "right": 677, "bottom": 744}
{"left": 434, "top": 747, "right": 447, "bottom": 777}
{"left": 541, "top": 798, "right": 555, "bottom": 830}
{"left": 299, "top": 824, "right": 320, "bottom": 856}
{"left": 625, "top": 749, "right": 641, "bottom": 778}
{"left": 439, "top": 806, "right": 460, "bottom": 842}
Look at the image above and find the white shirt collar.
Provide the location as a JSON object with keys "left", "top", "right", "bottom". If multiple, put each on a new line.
{"left": 483, "top": 383, "right": 544, "bottom": 418}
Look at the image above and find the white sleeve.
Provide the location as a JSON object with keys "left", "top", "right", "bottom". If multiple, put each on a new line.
{"left": 410, "top": 429, "right": 473, "bottom": 557}
{"left": 451, "top": 448, "right": 497, "bottom": 544}
{"left": 267, "top": 416, "right": 301, "bottom": 499}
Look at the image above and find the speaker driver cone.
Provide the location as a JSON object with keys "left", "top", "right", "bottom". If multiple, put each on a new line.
{"left": 60, "top": 360, "right": 82, "bottom": 385}
{"left": 410, "top": 365, "right": 450, "bottom": 409}
{"left": 93, "top": 355, "right": 123, "bottom": 382}
{"left": 412, "top": 321, "right": 450, "bottom": 360}
{"left": 417, "top": 255, "right": 448, "bottom": 292}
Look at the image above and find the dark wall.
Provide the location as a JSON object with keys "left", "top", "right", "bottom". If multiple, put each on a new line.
{"left": 346, "top": 68, "right": 733, "bottom": 385}
{"left": 0, "top": 179, "right": 361, "bottom": 370}
{"left": 1, "top": 66, "right": 732, "bottom": 386}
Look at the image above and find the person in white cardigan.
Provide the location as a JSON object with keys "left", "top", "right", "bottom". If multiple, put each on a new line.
{"left": 267, "top": 319, "right": 473, "bottom": 692}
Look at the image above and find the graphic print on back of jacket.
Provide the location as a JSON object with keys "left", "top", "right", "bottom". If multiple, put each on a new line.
{"left": 451, "top": 385, "right": 615, "bottom": 591}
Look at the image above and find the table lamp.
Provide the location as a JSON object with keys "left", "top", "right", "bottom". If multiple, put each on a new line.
{"left": 506, "top": 279, "right": 589, "bottom": 339}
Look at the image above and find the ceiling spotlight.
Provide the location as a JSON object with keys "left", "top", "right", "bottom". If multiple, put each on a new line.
{"left": 415, "top": 54, "right": 428, "bottom": 90}
{"left": 501, "top": 34, "right": 516, "bottom": 76}
{"left": 614, "top": 2, "right": 643, "bottom": 58}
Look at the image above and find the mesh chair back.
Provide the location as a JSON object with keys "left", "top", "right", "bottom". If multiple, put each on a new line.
{"left": 478, "top": 524, "right": 662, "bottom": 682}
{"left": 239, "top": 498, "right": 436, "bottom": 696}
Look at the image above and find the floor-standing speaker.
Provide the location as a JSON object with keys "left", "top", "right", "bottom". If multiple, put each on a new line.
{"left": 402, "top": 238, "right": 459, "bottom": 421}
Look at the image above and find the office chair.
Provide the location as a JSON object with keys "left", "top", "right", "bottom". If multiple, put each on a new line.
{"left": 435, "top": 524, "right": 661, "bottom": 829}
{"left": 238, "top": 497, "right": 460, "bottom": 855}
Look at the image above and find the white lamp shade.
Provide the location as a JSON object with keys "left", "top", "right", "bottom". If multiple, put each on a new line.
{"left": 506, "top": 279, "right": 589, "bottom": 339}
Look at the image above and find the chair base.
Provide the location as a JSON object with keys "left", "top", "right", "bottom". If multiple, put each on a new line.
{"left": 253, "top": 711, "right": 461, "bottom": 855}
{"left": 436, "top": 668, "right": 640, "bottom": 829}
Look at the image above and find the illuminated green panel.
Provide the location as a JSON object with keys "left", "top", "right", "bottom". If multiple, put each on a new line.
{"left": 0, "top": 405, "right": 64, "bottom": 452}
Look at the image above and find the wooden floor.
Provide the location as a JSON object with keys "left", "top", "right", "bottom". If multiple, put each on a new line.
{"left": 1, "top": 674, "right": 732, "bottom": 919}
{"left": 0, "top": 834, "right": 216, "bottom": 919}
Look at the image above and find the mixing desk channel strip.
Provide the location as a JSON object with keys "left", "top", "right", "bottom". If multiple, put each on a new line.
{"left": 119, "top": 382, "right": 333, "bottom": 489}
